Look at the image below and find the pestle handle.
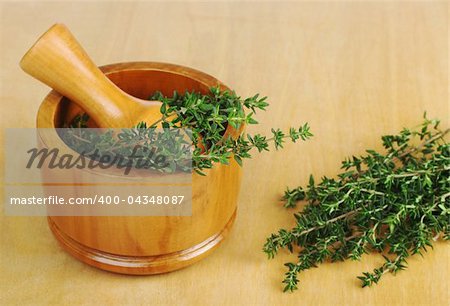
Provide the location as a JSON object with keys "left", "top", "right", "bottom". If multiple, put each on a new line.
{"left": 20, "top": 23, "right": 160, "bottom": 128}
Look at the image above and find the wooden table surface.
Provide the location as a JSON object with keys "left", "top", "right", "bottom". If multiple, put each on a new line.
{"left": 1, "top": 1, "right": 448, "bottom": 305}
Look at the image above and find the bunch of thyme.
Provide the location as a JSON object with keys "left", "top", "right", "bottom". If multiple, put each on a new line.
{"left": 264, "top": 115, "right": 449, "bottom": 292}
{"left": 64, "top": 87, "right": 312, "bottom": 174}
{"left": 61, "top": 121, "right": 193, "bottom": 173}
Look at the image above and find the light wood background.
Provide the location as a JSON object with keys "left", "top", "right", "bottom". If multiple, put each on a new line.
{"left": 0, "top": 1, "right": 448, "bottom": 305}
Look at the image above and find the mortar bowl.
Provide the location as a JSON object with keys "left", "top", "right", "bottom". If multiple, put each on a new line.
{"left": 36, "top": 62, "right": 242, "bottom": 274}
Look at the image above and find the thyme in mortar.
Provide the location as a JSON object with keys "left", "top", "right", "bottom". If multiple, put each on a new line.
{"left": 65, "top": 87, "right": 312, "bottom": 174}
{"left": 264, "top": 115, "right": 449, "bottom": 292}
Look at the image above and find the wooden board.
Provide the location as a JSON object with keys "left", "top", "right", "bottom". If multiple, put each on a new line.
{"left": 0, "top": 1, "right": 448, "bottom": 305}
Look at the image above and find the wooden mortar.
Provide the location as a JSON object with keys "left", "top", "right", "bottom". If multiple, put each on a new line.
{"left": 36, "top": 62, "right": 243, "bottom": 274}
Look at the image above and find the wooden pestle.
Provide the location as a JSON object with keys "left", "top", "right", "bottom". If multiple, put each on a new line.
{"left": 20, "top": 23, "right": 163, "bottom": 128}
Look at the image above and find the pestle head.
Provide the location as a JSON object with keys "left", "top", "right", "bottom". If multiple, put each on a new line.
{"left": 20, "top": 23, "right": 164, "bottom": 128}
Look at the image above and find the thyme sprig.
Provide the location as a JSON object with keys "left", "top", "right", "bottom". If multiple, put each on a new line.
{"left": 264, "top": 115, "right": 449, "bottom": 292}
{"left": 65, "top": 87, "right": 312, "bottom": 174}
